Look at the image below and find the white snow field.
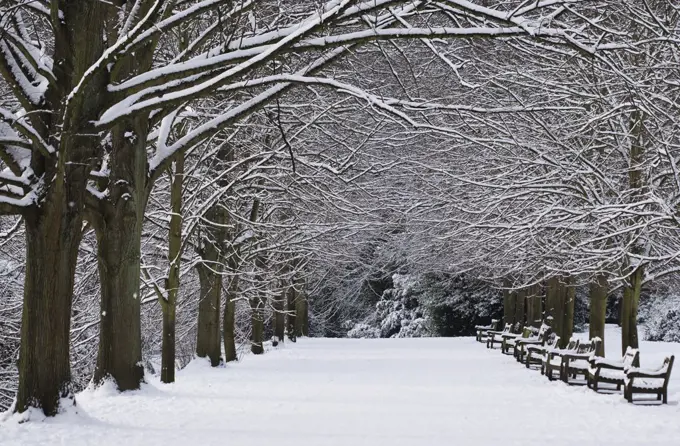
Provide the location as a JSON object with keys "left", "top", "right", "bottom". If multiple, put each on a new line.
{"left": 2, "top": 325, "right": 680, "bottom": 446}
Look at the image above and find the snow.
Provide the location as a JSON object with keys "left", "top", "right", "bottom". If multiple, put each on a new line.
{"left": 2, "top": 325, "right": 680, "bottom": 446}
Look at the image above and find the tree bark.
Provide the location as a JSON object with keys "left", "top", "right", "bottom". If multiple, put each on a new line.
{"left": 16, "top": 203, "right": 83, "bottom": 415}
{"left": 286, "top": 286, "right": 298, "bottom": 342}
{"left": 532, "top": 285, "right": 543, "bottom": 327}
{"left": 223, "top": 268, "right": 238, "bottom": 363}
{"left": 589, "top": 274, "right": 608, "bottom": 356}
{"left": 562, "top": 279, "right": 576, "bottom": 346}
{"left": 92, "top": 117, "right": 150, "bottom": 391}
{"left": 299, "top": 294, "right": 309, "bottom": 337}
{"left": 546, "top": 276, "right": 574, "bottom": 348}
{"left": 621, "top": 267, "right": 643, "bottom": 356}
{"left": 251, "top": 291, "right": 266, "bottom": 354}
{"left": 93, "top": 208, "right": 145, "bottom": 390}
{"left": 272, "top": 288, "right": 286, "bottom": 345}
{"left": 16, "top": 0, "right": 110, "bottom": 415}
{"left": 514, "top": 289, "right": 526, "bottom": 328}
{"left": 161, "top": 156, "right": 184, "bottom": 383}
{"left": 196, "top": 258, "right": 223, "bottom": 366}
{"left": 502, "top": 279, "right": 515, "bottom": 325}
{"left": 295, "top": 293, "right": 307, "bottom": 338}
{"left": 545, "top": 277, "right": 558, "bottom": 329}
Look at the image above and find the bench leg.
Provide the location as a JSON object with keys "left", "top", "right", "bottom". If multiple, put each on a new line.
{"left": 663, "top": 391, "right": 668, "bottom": 404}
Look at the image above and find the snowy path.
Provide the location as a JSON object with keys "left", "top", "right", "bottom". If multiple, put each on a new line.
{"left": 2, "top": 327, "right": 680, "bottom": 446}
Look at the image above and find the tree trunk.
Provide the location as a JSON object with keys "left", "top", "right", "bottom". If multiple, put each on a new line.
{"left": 251, "top": 292, "right": 266, "bottom": 354}
{"left": 286, "top": 286, "right": 298, "bottom": 342}
{"left": 621, "top": 267, "right": 643, "bottom": 356}
{"left": 545, "top": 277, "right": 558, "bottom": 329}
{"left": 16, "top": 203, "right": 84, "bottom": 415}
{"left": 514, "top": 290, "right": 526, "bottom": 328}
{"left": 94, "top": 210, "right": 145, "bottom": 390}
{"left": 562, "top": 279, "right": 576, "bottom": 346}
{"left": 223, "top": 270, "right": 238, "bottom": 363}
{"left": 15, "top": 0, "right": 111, "bottom": 415}
{"left": 92, "top": 113, "right": 151, "bottom": 392}
{"left": 300, "top": 295, "right": 309, "bottom": 337}
{"left": 532, "top": 285, "right": 543, "bottom": 327}
{"left": 161, "top": 156, "right": 184, "bottom": 383}
{"left": 295, "top": 293, "right": 307, "bottom": 338}
{"left": 589, "top": 274, "right": 608, "bottom": 356}
{"left": 503, "top": 279, "right": 515, "bottom": 325}
{"left": 196, "top": 261, "right": 223, "bottom": 366}
{"left": 546, "top": 276, "right": 574, "bottom": 348}
{"left": 272, "top": 288, "right": 286, "bottom": 345}
{"left": 161, "top": 307, "right": 176, "bottom": 383}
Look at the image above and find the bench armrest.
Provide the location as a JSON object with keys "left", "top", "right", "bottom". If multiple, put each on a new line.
{"left": 501, "top": 333, "right": 520, "bottom": 340}
{"left": 562, "top": 352, "right": 592, "bottom": 361}
{"left": 589, "top": 358, "right": 625, "bottom": 370}
{"left": 626, "top": 367, "right": 668, "bottom": 379}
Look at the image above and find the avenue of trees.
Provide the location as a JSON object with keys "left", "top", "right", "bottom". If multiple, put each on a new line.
{"left": 1, "top": 0, "right": 678, "bottom": 418}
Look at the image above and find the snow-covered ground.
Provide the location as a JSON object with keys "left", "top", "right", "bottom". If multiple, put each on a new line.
{"left": 2, "top": 325, "right": 679, "bottom": 446}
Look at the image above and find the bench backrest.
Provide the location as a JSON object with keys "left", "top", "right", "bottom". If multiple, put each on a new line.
{"left": 548, "top": 334, "right": 560, "bottom": 347}
{"left": 512, "top": 322, "right": 522, "bottom": 334}
{"left": 490, "top": 319, "right": 500, "bottom": 330}
{"left": 576, "top": 338, "right": 601, "bottom": 356}
{"left": 537, "top": 323, "right": 551, "bottom": 341}
{"left": 560, "top": 337, "right": 579, "bottom": 351}
{"left": 501, "top": 323, "right": 512, "bottom": 333}
{"left": 622, "top": 347, "right": 640, "bottom": 369}
{"left": 662, "top": 355, "right": 675, "bottom": 390}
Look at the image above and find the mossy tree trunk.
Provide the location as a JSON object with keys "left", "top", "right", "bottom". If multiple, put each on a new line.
{"left": 503, "top": 279, "right": 516, "bottom": 325}
{"left": 530, "top": 284, "right": 543, "bottom": 327}
{"left": 91, "top": 3, "right": 159, "bottom": 392}
{"left": 295, "top": 293, "right": 307, "bottom": 338}
{"left": 15, "top": 0, "right": 110, "bottom": 415}
{"left": 196, "top": 222, "right": 225, "bottom": 366}
{"left": 251, "top": 292, "right": 266, "bottom": 354}
{"left": 92, "top": 117, "right": 150, "bottom": 391}
{"left": 546, "top": 276, "right": 575, "bottom": 348}
{"left": 160, "top": 155, "right": 184, "bottom": 383}
{"left": 514, "top": 289, "right": 526, "bottom": 328}
{"left": 621, "top": 109, "right": 646, "bottom": 359}
{"left": 298, "top": 289, "right": 309, "bottom": 337}
{"left": 286, "top": 285, "right": 298, "bottom": 342}
{"left": 621, "top": 267, "right": 643, "bottom": 356}
{"left": 17, "top": 184, "right": 86, "bottom": 415}
{"left": 562, "top": 279, "right": 576, "bottom": 347}
{"left": 196, "top": 143, "right": 236, "bottom": 365}
{"left": 272, "top": 287, "right": 286, "bottom": 345}
{"left": 223, "top": 261, "right": 239, "bottom": 363}
{"left": 589, "top": 274, "right": 608, "bottom": 356}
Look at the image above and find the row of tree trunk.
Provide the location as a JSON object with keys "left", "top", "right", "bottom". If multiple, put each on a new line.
{"left": 503, "top": 274, "right": 641, "bottom": 357}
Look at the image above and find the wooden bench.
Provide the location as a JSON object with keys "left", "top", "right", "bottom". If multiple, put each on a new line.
{"left": 486, "top": 323, "right": 520, "bottom": 349}
{"left": 502, "top": 326, "right": 538, "bottom": 355}
{"left": 475, "top": 319, "right": 500, "bottom": 343}
{"left": 525, "top": 334, "right": 560, "bottom": 369}
{"left": 560, "top": 337, "right": 601, "bottom": 385}
{"left": 624, "top": 355, "right": 675, "bottom": 404}
{"left": 514, "top": 323, "right": 551, "bottom": 364}
{"left": 588, "top": 347, "right": 639, "bottom": 392}
{"left": 542, "top": 338, "right": 579, "bottom": 381}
